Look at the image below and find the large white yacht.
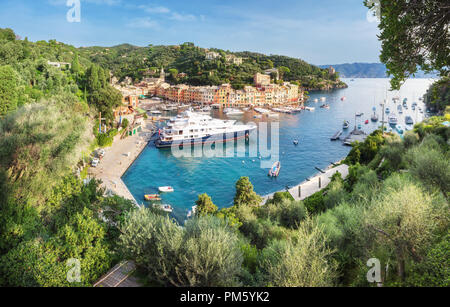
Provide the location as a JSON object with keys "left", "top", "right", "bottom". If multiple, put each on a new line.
{"left": 155, "top": 111, "right": 257, "bottom": 148}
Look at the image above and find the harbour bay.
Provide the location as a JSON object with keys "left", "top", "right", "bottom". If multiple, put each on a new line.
{"left": 122, "top": 78, "right": 434, "bottom": 222}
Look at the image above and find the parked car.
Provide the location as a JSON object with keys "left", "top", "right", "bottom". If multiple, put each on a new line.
{"left": 98, "top": 149, "right": 106, "bottom": 158}
{"left": 91, "top": 158, "right": 100, "bottom": 167}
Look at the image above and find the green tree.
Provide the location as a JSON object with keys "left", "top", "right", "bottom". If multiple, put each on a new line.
{"left": 364, "top": 178, "right": 442, "bottom": 281}
{"left": 259, "top": 219, "right": 337, "bottom": 287}
{"left": 0, "top": 65, "right": 18, "bottom": 115}
{"left": 176, "top": 216, "right": 243, "bottom": 287}
{"left": 234, "top": 177, "right": 262, "bottom": 208}
{"left": 364, "top": 0, "right": 449, "bottom": 89}
{"left": 195, "top": 193, "right": 218, "bottom": 217}
{"left": 71, "top": 53, "right": 80, "bottom": 75}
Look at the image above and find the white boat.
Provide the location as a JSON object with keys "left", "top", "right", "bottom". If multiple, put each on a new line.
{"left": 187, "top": 205, "right": 198, "bottom": 218}
{"left": 155, "top": 111, "right": 257, "bottom": 148}
{"left": 267, "top": 112, "right": 279, "bottom": 118}
{"left": 304, "top": 107, "right": 315, "bottom": 111}
{"left": 158, "top": 186, "right": 174, "bottom": 193}
{"left": 224, "top": 108, "right": 244, "bottom": 116}
{"left": 405, "top": 116, "right": 414, "bottom": 125}
{"left": 268, "top": 161, "right": 281, "bottom": 177}
{"left": 388, "top": 114, "right": 398, "bottom": 126}
{"left": 320, "top": 97, "right": 327, "bottom": 102}
{"left": 313, "top": 98, "right": 319, "bottom": 103}
{"left": 153, "top": 204, "right": 173, "bottom": 213}
{"left": 254, "top": 107, "right": 270, "bottom": 114}
{"left": 151, "top": 110, "right": 162, "bottom": 115}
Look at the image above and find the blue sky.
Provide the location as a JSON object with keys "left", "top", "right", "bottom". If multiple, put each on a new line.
{"left": 0, "top": 0, "right": 381, "bottom": 65}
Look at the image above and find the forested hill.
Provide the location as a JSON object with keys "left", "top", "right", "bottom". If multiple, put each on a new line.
{"left": 79, "top": 43, "right": 347, "bottom": 90}
{"left": 319, "top": 63, "right": 438, "bottom": 78}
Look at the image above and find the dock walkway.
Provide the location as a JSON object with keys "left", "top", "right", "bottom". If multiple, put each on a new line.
{"left": 89, "top": 120, "right": 154, "bottom": 205}
{"left": 93, "top": 261, "right": 140, "bottom": 287}
{"left": 260, "top": 164, "right": 349, "bottom": 205}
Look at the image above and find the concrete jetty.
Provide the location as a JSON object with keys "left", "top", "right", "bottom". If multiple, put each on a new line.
{"left": 89, "top": 120, "right": 154, "bottom": 205}
{"left": 260, "top": 163, "right": 349, "bottom": 205}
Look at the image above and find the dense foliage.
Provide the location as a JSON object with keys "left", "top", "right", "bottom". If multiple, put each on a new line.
{"left": 424, "top": 76, "right": 450, "bottom": 113}
{"left": 364, "top": 0, "right": 449, "bottom": 89}
{"left": 0, "top": 28, "right": 135, "bottom": 286}
{"left": 118, "top": 114, "right": 449, "bottom": 287}
{"left": 80, "top": 43, "right": 346, "bottom": 90}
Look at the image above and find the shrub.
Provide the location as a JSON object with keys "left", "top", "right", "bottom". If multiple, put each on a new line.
{"left": 258, "top": 219, "right": 337, "bottom": 287}
{"left": 118, "top": 209, "right": 244, "bottom": 287}
{"left": 406, "top": 143, "right": 450, "bottom": 195}
{"left": 303, "top": 191, "right": 325, "bottom": 215}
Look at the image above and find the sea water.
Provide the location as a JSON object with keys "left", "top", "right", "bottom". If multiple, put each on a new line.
{"left": 122, "top": 78, "right": 434, "bottom": 221}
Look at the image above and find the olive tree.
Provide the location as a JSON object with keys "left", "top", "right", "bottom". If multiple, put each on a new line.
{"left": 259, "top": 219, "right": 337, "bottom": 287}
{"left": 363, "top": 178, "right": 442, "bottom": 281}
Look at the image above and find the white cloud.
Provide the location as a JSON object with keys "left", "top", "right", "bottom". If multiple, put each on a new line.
{"left": 139, "top": 5, "right": 170, "bottom": 14}
{"left": 48, "top": 0, "right": 121, "bottom": 6}
{"left": 126, "top": 17, "right": 159, "bottom": 29}
{"left": 169, "top": 12, "right": 197, "bottom": 22}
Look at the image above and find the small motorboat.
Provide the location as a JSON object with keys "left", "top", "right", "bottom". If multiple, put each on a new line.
{"left": 153, "top": 204, "right": 173, "bottom": 213}
{"left": 358, "top": 124, "right": 362, "bottom": 130}
{"left": 187, "top": 205, "right": 198, "bottom": 218}
{"left": 405, "top": 116, "right": 414, "bottom": 125}
{"left": 293, "top": 139, "right": 299, "bottom": 145}
{"left": 396, "top": 125, "right": 404, "bottom": 134}
{"left": 159, "top": 186, "right": 174, "bottom": 193}
{"left": 268, "top": 161, "right": 281, "bottom": 177}
{"left": 385, "top": 108, "right": 390, "bottom": 114}
{"left": 365, "top": 120, "right": 369, "bottom": 125}
{"left": 320, "top": 104, "right": 330, "bottom": 109}
{"left": 343, "top": 121, "right": 350, "bottom": 129}
{"left": 356, "top": 112, "right": 364, "bottom": 117}
{"left": 145, "top": 194, "right": 162, "bottom": 201}
{"left": 341, "top": 96, "right": 346, "bottom": 101}
{"left": 371, "top": 113, "right": 379, "bottom": 122}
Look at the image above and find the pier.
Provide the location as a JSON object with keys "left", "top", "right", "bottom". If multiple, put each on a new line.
{"left": 343, "top": 129, "right": 367, "bottom": 146}
{"left": 331, "top": 130, "right": 343, "bottom": 141}
{"left": 89, "top": 120, "right": 154, "bottom": 206}
{"left": 260, "top": 163, "right": 349, "bottom": 205}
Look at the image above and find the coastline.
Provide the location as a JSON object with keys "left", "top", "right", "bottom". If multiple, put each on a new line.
{"left": 260, "top": 160, "right": 349, "bottom": 206}
{"left": 89, "top": 120, "right": 154, "bottom": 206}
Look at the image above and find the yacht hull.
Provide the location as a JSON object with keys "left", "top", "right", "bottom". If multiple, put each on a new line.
{"left": 155, "top": 130, "right": 254, "bottom": 148}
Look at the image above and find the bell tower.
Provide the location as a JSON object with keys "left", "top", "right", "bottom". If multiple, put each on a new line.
{"left": 160, "top": 67, "right": 165, "bottom": 82}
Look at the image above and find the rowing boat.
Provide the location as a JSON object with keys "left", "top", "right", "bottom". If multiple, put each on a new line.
{"left": 268, "top": 161, "right": 281, "bottom": 177}
{"left": 145, "top": 194, "right": 162, "bottom": 201}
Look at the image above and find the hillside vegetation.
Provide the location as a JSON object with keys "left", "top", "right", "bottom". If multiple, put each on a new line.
{"left": 0, "top": 28, "right": 133, "bottom": 286}
{"left": 80, "top": 42, "right": 347, "bottom": 90}
{"left": 119, "top": 116, "right": 450, "bottom": 287}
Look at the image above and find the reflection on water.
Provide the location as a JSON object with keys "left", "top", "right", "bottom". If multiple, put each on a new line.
{"left": 122, "top": 78, "right": 435, "bottom": 221}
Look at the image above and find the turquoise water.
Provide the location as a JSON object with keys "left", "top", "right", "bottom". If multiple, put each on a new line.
{"left": 122, "top": 78, "right": 434, "bottom": 221}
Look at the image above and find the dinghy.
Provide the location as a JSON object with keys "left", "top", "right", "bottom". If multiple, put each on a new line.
{"left": 145, "top": 194, "right": 162, "bottom": 201}
{"left": 268, "top": 161, "right": 281, "bottom": 177}
{"left": 159, "top": 186, "right": 174, "bottom": 193}
{"left": 153, "top": 204, "right": 173, "bottom": 213}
